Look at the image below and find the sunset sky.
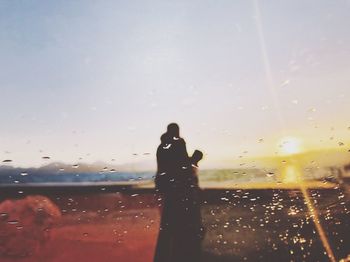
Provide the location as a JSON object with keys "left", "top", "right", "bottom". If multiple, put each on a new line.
{"left": 1, "top": 0, "right": 350, "bottom": 168}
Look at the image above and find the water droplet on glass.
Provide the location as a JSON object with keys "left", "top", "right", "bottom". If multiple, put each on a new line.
{"left": 266, "top": 172, "right": 274, "bottom": 177}
{"left": 280, "top": 79, "right": 290, "bottom": 87}
{"left": 7, "top": 220, "right": 19, "bottom": 225}
{"left": 0, "top": 213, "right": 9, "bottom": 220}
{"left": 163, "top": 144, "right": 172, "bottom": 149}
{"left": 308, "top": 108, "right": 316, "bottom": 112}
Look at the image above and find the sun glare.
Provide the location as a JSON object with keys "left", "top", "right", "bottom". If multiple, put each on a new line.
{"left": 279, "top": 137, "right": 302, "bottom": 155}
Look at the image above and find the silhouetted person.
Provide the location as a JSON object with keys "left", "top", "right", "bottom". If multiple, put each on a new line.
{"left": 154, "top": 133, "right": 175, "bottom": 262}
{"left": 154, "top": 123, "right": 204, "bottom": 262}
{"left": 171, "top": 149, "right": 204, "bottom": 262}
{"left": 155, "top": 133, "right": 173, "bottom": 194}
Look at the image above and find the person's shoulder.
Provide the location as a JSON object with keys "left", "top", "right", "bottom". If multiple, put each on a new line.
{"left": 173, "top": 138, "right": 186, "bottom": 148}
{"left": 156, "top": 144, "right": 164, "bottom": 155}
{"left": 177, "top": 138, "right": 186, "bottom": 144}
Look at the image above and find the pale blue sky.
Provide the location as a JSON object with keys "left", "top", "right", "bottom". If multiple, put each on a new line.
{"left": 1, "top": 0, "right": 350, "bottom": 168}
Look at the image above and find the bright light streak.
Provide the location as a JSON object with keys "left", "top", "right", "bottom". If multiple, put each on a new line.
{"left": 253, "top": 0, "right": 286, "bottom": 131}
{"left": 300, "top": 185, "right": 336, "bottom": 262}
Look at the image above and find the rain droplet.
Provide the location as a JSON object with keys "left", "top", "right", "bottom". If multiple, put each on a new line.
{"left": 280, "top": 79, "right": 290, "bottom": 87}
{"left": 163, "top": 144, "right": 172, "bottom": 149}
{"left": 0, "top": 213, "right": 8, "bottom": 220}
{"left": 7, "top": 220, "right": 19, "bottom": 225}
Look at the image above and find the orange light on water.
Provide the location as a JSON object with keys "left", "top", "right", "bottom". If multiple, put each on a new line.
{"left": 281, "top": 164, "right": 301, "bottom": 183}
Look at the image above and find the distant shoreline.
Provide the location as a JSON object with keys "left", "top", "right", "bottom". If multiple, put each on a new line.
{"left": 0, "top": 181, "right": 344, "bottom": 201}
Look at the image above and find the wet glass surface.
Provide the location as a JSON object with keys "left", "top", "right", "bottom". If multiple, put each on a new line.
{"left": 0, "top": 183, "right": 349, "bottom": 262}
{"left": 1, "top": 0, "right": 350, "bottom": 261}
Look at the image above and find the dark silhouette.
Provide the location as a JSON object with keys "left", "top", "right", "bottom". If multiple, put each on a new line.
{"left": 154, "top": 123, "right": 204, "bottom": 262}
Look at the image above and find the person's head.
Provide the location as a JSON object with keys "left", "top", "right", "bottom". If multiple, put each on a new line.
{"left": 160, "top": 133, "right": 170, "bottom": 144}
{"left": 167, "top": 123, "right": 180, "bottom": 138}
{"left": 191, "top": 150, "right": 203, "bottom": 165}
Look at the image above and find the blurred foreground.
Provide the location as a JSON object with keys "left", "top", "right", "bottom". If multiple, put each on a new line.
{"left": 0, "top": 183, "right": 349, "bottom": 262}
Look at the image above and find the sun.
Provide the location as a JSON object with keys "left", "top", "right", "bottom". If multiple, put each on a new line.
{"left": 279, "top": 137, "right": 302, "bottom": 155}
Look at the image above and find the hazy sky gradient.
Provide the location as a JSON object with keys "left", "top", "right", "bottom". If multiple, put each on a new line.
{"left": 1, "top": 0, "right": 350, "bottom": 168}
